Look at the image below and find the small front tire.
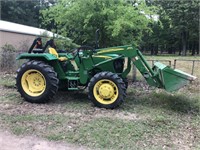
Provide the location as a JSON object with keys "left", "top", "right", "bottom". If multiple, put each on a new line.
{"left": 88, "top": 72, "right": 126, "bottom": 109}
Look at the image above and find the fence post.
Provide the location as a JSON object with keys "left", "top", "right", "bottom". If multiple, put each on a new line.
{"left": 132, "top": 65, "right": 137, "bottom": 82}
{"left": 174, "top": 59, "right": 176, "bottom": 69}
{"left": 169, "top": 61, "right": 171, "bottom": 67}
{"left": 191, "top": 60, "right": 195, "bottom": 75}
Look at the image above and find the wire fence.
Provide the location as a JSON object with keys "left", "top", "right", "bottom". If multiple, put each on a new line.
{"left": 174, "top": 59, "right": 200, "bottom": 75}
{"left": 147, "top": 60, "right": 172, "bottom": 67}
{"left": 147, "top": 59, "right": 200, "bottom": 76}
{"left": 130, "top": 59, "right": 200, "bottom": 81}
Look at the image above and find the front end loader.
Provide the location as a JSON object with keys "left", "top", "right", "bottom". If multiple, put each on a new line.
{"left": 16, "top": 38, "right": 196, "bottom": 109}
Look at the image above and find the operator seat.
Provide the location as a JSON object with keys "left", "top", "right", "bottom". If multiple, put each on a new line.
{"left": 49, "top": 48, "right": 68, "bottom": 61}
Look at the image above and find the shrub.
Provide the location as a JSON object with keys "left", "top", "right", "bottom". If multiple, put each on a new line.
{"left": 0, "top": 43, "right": 17, "bottom": 72}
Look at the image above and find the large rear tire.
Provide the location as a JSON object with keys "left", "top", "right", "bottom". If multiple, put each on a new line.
{"left": 16, "top": 60, "right": 59, "bottom": 103}
{"left": 88, "top": 72, "right": 126, "bottom": 109}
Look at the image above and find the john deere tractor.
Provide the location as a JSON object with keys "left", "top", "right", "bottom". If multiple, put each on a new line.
{"left": 16, "top": 38, "right": 196, "bottom": 109}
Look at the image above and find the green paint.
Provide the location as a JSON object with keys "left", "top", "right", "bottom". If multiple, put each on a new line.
{"left": 16, "top": 45, "right": 196, "bottom": 92}
{"left": 153, "top": 62, "right": 196, "bottom": 92}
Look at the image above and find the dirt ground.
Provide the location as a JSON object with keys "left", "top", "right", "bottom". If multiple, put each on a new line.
{"left": 0, "top": 81, "right": 91, "bottom": 150}
{"left": 0, "top": 83, "right": 139, "bottom": 150}
{"left": 0, "top": 73, "right": 199, "bottom": 149}
{"left": 0, "top": 130, "right": 88, "bottom": 150}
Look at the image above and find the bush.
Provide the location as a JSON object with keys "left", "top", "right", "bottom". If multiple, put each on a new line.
{"left": 18, "top": 40, "right": 30, "bottom": 52}
{"left": 0, "top": 44, "right": 17, "bottom": 72}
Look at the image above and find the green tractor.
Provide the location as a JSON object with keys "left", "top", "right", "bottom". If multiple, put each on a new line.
{"left": 16, "top": 38, "right": 196, "bottom": 109}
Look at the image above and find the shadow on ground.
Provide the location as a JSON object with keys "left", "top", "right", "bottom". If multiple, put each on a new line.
{"left": 124, "top": 90, "right": 200, "bottom": 115}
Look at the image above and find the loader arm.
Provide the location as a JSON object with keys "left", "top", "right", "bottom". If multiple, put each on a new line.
{"left": 96, "top": 45, "right": 196, "bottom": 91}
{"left": 96, "top": 45, "right": 160, "bottom": 87}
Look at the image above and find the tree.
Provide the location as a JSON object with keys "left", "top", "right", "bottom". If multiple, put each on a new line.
{"left": 0, "top": 0, "right": 57, "bottom": 27}
{"left": 141, "top": 5, "right": 178, "bottom": 55}
{"left": 0, "top": 0, "right": 40, "bottom": 27}
{"left": 152, "top": 0, "right": 199, "bottom": 55}
{"left": 41, "top": 0, "right": 155, "bottom": 47}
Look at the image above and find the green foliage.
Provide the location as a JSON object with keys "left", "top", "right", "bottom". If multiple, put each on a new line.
{"left": 159, "top": 0, "right": 199, "bottom": 55}
{"left": 0, "top": 0, "right": 57, "bottom": 27}
{"left": 54, "top": 38, "right": 78, "bottom": 51}
{"left": 142, "top": 0, "right": 199, "bottom": 55}
{"left": 1, "top": 0, "right": 198, "bottom": 55}
{"left": 1, "top": 44, "right": 16, "bottom": 53}
{"left": 0, "top": 74, "right": 15, "bottom": 88}
{"left": 41, "top": 0, "right": 154, "bottom": 47}
{"left": 1, "top": 0, "right": 40, "bottom": 27}
{"left": 39, "top": 31, "right": 78, "bottom": 51}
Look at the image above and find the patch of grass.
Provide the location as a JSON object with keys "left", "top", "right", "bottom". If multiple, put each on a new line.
{"left": 53, "top": 91, "right": 92, "bottom": 111}
{"left": 0, "top": 89, "right": 23, "bottom": 104}
{"left": 124, "top": 87, "right": 199, "bottom": 115}
{"left": 0, "top": 73, "right": 21, "bottom": 104}
{"left": 64, "top": 117, "right": 199, "bottom": 149}
{"left": 2, "top": 92, "right": 20, "bottom": 101}
{"left": 12, "top": 126, "right": 31, "bottom": 135}
{"left": 0, "top": 73, "right": 15, "bottom": 88}
{"left": 1, "top": 109, "right": 199, "bottom": 149}
{"left": 0, "top": 113, "right": 72, "bottom": 136}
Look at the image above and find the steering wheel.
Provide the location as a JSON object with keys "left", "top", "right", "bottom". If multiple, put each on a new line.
{"left": 77, "top": 45, "right": 94, "bottom": 55}
{"left": 74, "top": 45, "right": 95, "bottom": 63}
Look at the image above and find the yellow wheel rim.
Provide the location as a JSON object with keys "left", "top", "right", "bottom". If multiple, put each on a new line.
{"left": 93, "top": 79, "right": 119, "bottom": 105}
{"left": 21, "top": 69, "right": 46, "bottom": 97}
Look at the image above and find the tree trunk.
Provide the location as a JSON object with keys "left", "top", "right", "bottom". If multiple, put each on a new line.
{"left": 161, "top": 46, "right": 163, "bottom": 54}
{"left": 182, "top": 31, "right": 187, "bottom": 56}
{"left": 179, "top": 43, "right": 182, "bottom": 55}
{"left": 150, "top": 44, "right": 154, "bottom": 55}
{"left": 168, "top": 45, "right": 173, "bottom": 54}
{"left": 154, "top": 44, "right": 158, "bottom": 55}
{"left": 173, "top": 47, "right": 176, "bottom": 54}
{"left": 197, "top": 42, "right": 199, "bottom": 55}
{"left": 192, "top": 41, "right": 195, "bottom": 55}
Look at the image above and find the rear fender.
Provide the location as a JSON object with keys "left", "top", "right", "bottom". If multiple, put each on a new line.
{"left": 16, "top": 53, "right": 66, "bottom": 79}
{"left": 16, "top": 53, "right": 57, "bottom": 61}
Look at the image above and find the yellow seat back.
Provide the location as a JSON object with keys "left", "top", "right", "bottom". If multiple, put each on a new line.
{"left": 49, "top": 48, "right": 68, "bottom": 61}
{"left": 49, "top": 48, "right": 59, "bottom": 58}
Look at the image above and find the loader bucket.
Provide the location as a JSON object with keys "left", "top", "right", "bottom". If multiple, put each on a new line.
{"left": 153, "top": 62, "right": 197, "bottom": 92}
